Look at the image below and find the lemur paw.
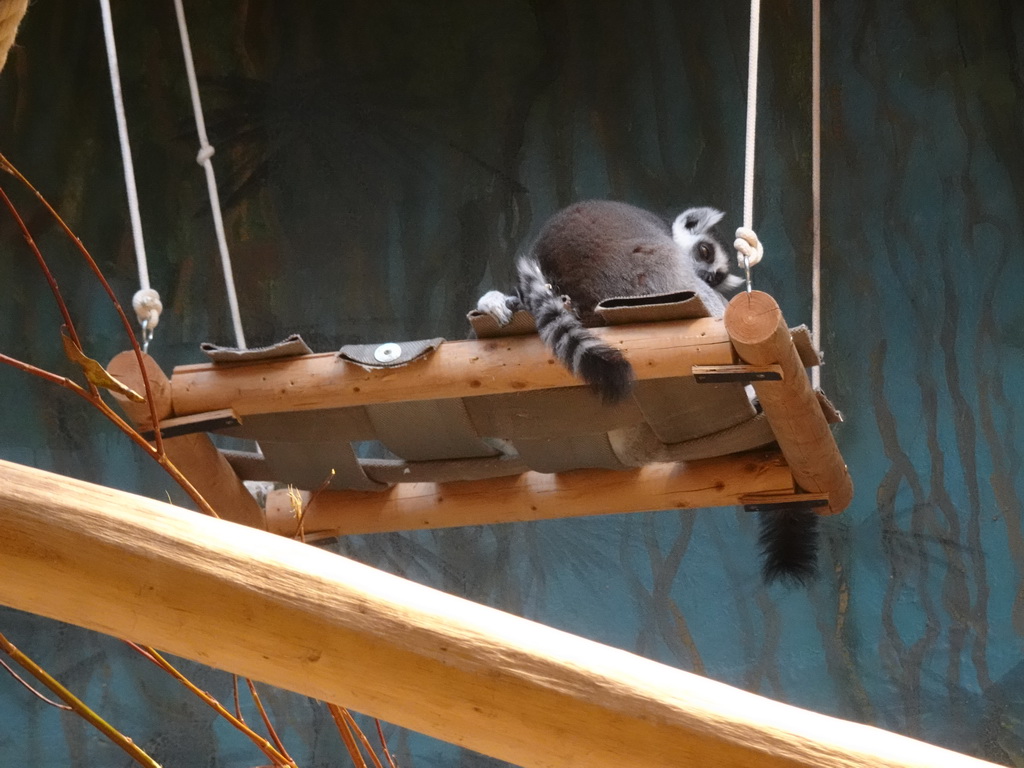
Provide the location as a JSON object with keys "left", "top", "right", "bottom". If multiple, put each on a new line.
{"left": 720, "top": 274, "right": 746, "bottom": 291}
{"left": 734, "top": 227, "right": 763, "bottom": 267}
{"left": 476, "top": 290, "right": 520, "bottom": 325}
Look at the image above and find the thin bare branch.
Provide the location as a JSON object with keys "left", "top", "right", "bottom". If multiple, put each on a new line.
{"left": 245, "top": 678, "right": 293, "bottom": 763}
{"left": 0, "top": 347, "right": 220, "bottom": 519}
{"left": 0, "top": 654, "right": 72, "bottom": 710}
{"left": 0, "top": 158, "right": 230, "bottom": 517}
{"left": 0, "top": 352, "right": 90, "bottom": 396}
{"left": 233, "top": 674, "right": 245, "bottom": 723}
{"left": 126, "top": 644, "right": 296, "bottom": 768}
{"left": 0, "top": 183, "right": 85, "bottom": 358}
{"left": 375, "top": 720, "right": 399, "bottom": 768}
{"left": 0, "top": 152, "right": 165, "bottom": 454}
{"left": 0, "top": 632, "right": 162, "bottom": 767}
{"left": 328, "top": 704, "right": 370, "bottom": 768}
{"left": 339, "top": 708, "right": 386, "bottom": 768}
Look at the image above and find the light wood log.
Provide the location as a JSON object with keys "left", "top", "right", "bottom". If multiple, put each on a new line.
{"left": 724, "top": 292, "right": 854, "bottom": 514}
{"left": 264, "top": 449, "right": 800, "bottom": 538}
{"left": 170, "top": 318, "right": 735, "bottom": 417}
{"left": 0, "top": 0, "right": 29, "bottom": 73}
{"left": 107, "top": 351, "right": 265, "bottom": 529}
{"left": 0, "top": 459, "right": 996, "bottom": 768}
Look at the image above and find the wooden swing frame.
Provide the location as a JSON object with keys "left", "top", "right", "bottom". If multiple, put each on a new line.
{"left": 108, "top": 290, "right": 853, "bottom": 537}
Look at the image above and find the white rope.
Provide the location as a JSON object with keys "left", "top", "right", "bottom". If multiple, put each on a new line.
{"left": 98, "top": 0, "right": 161, "bottom": 349}
{"left": 172, "top": 0, "right": 247, "bottom": 349}
{"left": 811, "top": 0, "right": 822, "bottom": 390}
{"left": 740, "top": 0, "right": 762, "bottom": 292}
{"left": 737, "top": 0, "right": 823, "bottom": 389}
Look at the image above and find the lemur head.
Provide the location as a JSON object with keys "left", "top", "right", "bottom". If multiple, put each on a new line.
{"left": 671, "top": 207, "right": 741, "bottom": 290}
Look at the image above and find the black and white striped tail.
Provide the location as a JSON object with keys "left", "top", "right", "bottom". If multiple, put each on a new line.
{"left": 756, "top": 503, "right": 820, "bottom": 586}
{"left": 517, "top": 258, "right": 633, "bottom": 403}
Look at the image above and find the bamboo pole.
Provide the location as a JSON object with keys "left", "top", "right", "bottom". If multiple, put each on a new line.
{"left": 106, "top": 351, "right": 265, "bottom": 528}
{"left": 169, "top": 318, "right": 735, "bottom": 417}
{"left": 264, "top": 449, "right": 799, "bottom": 538}
{"left": 724, "top": 292, "right": 853, "bottom": 514}
{"left": 0, "top": 459, "right": 996, "bottom": 768}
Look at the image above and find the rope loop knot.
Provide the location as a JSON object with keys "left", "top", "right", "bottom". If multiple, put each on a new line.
{"left": 132, "top": 288, "right": 162, "bottom": 352}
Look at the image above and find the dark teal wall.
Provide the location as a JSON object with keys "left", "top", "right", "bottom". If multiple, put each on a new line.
{"left": 1, "top": 1, "right": 1022, "bottom": 766}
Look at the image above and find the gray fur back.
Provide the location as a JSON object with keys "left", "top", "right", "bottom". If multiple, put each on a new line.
{"left": 532, "top": 200, "right": 727, "bottom": 326}
{"left": 516, "top": 200, "right": 731, "bottom": 402}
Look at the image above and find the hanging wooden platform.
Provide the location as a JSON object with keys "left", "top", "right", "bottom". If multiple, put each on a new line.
{"left": 0, "top": 459, "right": 995, "bottom": 768}
{"left": 108, "top": 290, "right": 852, "bottom": 537}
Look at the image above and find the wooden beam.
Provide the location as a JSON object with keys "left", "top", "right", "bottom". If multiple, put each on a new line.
{"left": 264, "top": 450, "right": 799, "bottom": 538}
{"left": 106, "top": 352, "right": 266, "bottom": 529}
{"left": 169, "top": 318, "right": 735, "bottom": 417}
{"left": 0, "top": 0, "right": 29, "bottom": 73}
{"left": 0, "top": 459, "right": 998, "bottom": 768}
{"left": 724, "top": 292, "right": 854, "bottom": 514}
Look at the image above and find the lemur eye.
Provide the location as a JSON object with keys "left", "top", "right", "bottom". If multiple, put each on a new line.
{"left": 697, "top": 242, "right": 714, "bottom": 263}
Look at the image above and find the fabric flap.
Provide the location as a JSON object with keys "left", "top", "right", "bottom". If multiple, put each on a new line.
{"left": 816, "top": 389, "right": 844, "bottom": 424}
{"left": 609, "top": 414, "right": 777, "bottom": 466}
{"left": 337, "top": 337, "right": 445, "bottom": 369}
{"left": 790, "top": 325, "right": 823, "bottom": 368}
{"left": 595, "top": 291, "right": 713, "bottom": 325}
{"left": 201, "top": 334, "right": 312, "bottom": 363}
{"left": 467, "top": 309, "right": 537, "bottom": 338}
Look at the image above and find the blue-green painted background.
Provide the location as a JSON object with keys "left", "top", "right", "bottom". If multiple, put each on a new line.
{"left": 1, "top": 1, "right": 1022, "bottom": 765}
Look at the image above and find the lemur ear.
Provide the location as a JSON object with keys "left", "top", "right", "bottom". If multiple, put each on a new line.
{"left": 677, "top": 207, "right": 725, "bottom": 233}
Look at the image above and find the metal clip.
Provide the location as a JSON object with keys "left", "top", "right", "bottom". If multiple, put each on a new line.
{"left": 141, "top": 318, "right": 155, "bottom": 354}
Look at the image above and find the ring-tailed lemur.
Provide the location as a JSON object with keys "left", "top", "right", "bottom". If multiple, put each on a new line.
{"left": 477, "top": 200, "right": 745, "bottom": 402}
{"left": 475, "top": 200, "right": 815, "bottom": 586}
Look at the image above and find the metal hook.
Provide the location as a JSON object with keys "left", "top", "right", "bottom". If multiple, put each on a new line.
{"left": 743, "top": 254, "right": 754, "bottom": 293}
{"left": 141, "top": 318, "right": 155, "bottom": 354}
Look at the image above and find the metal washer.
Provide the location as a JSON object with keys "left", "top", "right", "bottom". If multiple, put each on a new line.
{"left": 374, "top": 342, "right": 402, "bottom": 363}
